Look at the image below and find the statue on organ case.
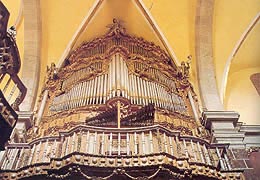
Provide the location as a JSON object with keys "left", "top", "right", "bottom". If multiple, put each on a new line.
{"left": 106, "top": 18, "right": 126, "bottom": 38}
{"left": 178, "top": 55, "right": 192, "bottom": 80}
{"left": 46, "top": 63, "right": 58, "bottom": 81}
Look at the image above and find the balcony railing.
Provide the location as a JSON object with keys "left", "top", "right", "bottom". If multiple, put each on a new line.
{"left": 0, "top": 1, "right": 27, "bottom": 150}
{"left": 0, "top": 73, "right": 26, "bottom": 111}
{"left": 1, "top": 125, "right": 231, "bottom": 171}
{"left": 0, "top": 125, "right": 242, "bottom": 179}
{"left": 0, "top": 90, "right": 18, "bottom": 149}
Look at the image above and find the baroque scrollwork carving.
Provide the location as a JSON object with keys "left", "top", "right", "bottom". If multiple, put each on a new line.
{"left": 47, "top": 165, "right": 192, "bottom": 180}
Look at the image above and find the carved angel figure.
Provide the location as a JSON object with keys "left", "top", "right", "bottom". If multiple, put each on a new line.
{"left": 46, "top": 63, "right": 58, "bottom": 81}
{"left": 178, "top": 56, "right": 191, "bottom": 79}
{"left": 180, "top": 61, "right": 190, "bottom": 78}
{"left": 106, "top": 18, "right": 126, "bottom": 37}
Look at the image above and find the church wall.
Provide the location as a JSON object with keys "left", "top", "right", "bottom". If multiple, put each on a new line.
{"left": 225, "top": 67, "right": 260, "bottom": 125}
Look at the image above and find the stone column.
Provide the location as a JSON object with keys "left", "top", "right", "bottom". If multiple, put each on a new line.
{"left": 195, "top": 0, "right": 223, "bottom": 110}
{"left": 15, "top": 0, "right": 41, "bottom": 142}
{"left": 20, "top": 0, "right": 41, "bottom": 111}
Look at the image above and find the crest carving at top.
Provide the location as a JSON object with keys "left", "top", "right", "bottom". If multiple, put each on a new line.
{"left": 106, "top": 18, "right": 126, "bottom": 38}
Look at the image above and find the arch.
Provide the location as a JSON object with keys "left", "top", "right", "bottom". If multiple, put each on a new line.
{"left": 57, "top": 0, "right": 180, "bottom": 69}
{"left": 13, "top": 0, "right": 23, "bottom": 30}
{"left": 220, "top": 13, "right": 260, "bottom": 103}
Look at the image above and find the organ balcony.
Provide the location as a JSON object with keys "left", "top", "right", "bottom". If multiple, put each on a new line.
{"left": 0, "top": 2, "right": 27, "bottom": 150}
{"left": 0, "top": 125, "right": 242, "bottom": 179}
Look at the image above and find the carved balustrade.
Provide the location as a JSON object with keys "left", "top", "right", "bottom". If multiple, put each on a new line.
{"left": 0, "top": 125, "right": 240, "bottom": 179}
{"left": 0, "top": 2, "right": 27, "bottom": 150}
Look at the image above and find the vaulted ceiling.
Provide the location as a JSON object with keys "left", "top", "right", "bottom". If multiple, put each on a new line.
{"left": 2, "top": 0, "right": 260, "bottom": 124}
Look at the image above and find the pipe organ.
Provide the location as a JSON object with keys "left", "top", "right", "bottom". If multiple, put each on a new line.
{"left": 0, "top": 19, "right": 242, "bottom": 180}
{"left": 37, "top": 18, "right": 199, "bottom": 136}
{"left": 49, "top": 53, "right": 187, "bottom": 115}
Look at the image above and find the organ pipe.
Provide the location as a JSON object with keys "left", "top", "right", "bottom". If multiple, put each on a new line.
{"left": 100, "top": 75, "right": 104, "bottom": 103}
{"left": 94, "top": 77, "right": 98, "bottom": 104}
{"left": 80, "top": 81, "right": 86, "bottom": 106}
{"left": 49, "top": 53, "right": 188, "bottom": 115}
{"left": 125, "top": 62, "right": 129, "bottom": 99}
{"left": 79, "top": 82, "right": 84, "bottom": 107}
{"left": 115, "top": 55, "right": 119, "bottom": 96}
{"left": 89, "top": 79, "right": 94, "bottom": 105}
{"left": 99, "top": 75, "right": 103, "bottom": 103}
{"left": 136, "top": 76, "right": 141, "bottom": 104}
{"left": 85, "top": 80, "right": 90, "bottom": 105}
{"left": 129, "top": 74, "right": 133, "bottom": 103}
{"left": 96, "top": 76, "right": 100, "bottom": 104}
{"left": 119, "top": 54, "right": 123, "bottom": 96}
{"left": 104, "top": 74, "right": 108, "bottom": 102}
{"left": 112, "top": 56, "right": 116, "bottom": 97}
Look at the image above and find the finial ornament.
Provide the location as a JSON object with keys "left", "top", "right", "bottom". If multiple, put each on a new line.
{"left": 106, "top": 18, "right": 126, "bottom": 38}
{"left": 47, "top": 63, "right": 58, "bottom": 81}
{"left": 178, "top": 55, "right": 191, "bottom": 79}
{"left": 176, "top": 55, "right": 191, "bottom": 88}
